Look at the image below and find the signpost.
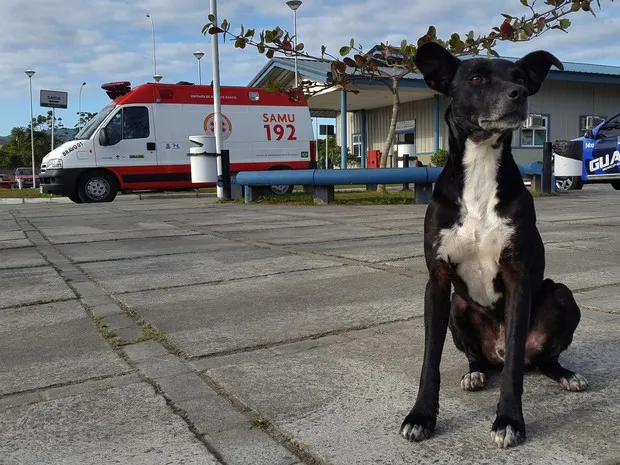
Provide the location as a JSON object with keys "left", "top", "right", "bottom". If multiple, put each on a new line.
{"left": 40, "top": 90, "right": 68, "bottom": 151}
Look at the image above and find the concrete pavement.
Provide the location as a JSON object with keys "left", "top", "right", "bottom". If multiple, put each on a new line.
{"left": 0, "top": 185, "right": 619, "bottom": 465}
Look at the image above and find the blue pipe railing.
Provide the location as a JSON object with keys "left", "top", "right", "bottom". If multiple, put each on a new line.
{"left": 236, "top": 163, "right": 543, "bottom": 187}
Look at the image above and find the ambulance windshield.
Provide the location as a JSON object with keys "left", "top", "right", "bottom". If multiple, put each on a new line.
{"left": 75, "top": 105, "right": 116, "bottom": 140}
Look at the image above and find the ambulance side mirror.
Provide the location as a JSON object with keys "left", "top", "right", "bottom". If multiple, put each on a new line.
{"left": 584, "top": 129, "right": 594, "bottom": 139}
{"left": 98, "top": 128, "right": 109, "bottom": 146}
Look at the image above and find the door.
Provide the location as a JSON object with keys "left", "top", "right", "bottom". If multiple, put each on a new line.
{"left": 95, "top": 105, "right": 156, "bottom": 167}
{"left": 585, "top": 116, "right": 620, "bottom": 179}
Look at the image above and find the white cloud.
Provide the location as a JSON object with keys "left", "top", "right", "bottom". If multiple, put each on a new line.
{"left": 1, "top": 0, "right": 619, "bottom": 133}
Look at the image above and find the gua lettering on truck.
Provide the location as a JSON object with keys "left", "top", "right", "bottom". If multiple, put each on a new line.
{"left": 589, "top": 150, "right": 620, "bottom": 172}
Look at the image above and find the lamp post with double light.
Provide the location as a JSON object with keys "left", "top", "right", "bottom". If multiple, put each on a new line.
{"left": 25, "top": 69, "right": 36, "bottom": 188}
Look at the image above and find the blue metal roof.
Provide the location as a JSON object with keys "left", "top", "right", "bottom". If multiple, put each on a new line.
{"left": 249, "top": 55, "right": 620, "bottom": 88}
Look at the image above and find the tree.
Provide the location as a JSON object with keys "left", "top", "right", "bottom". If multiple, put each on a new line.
{"left": 203, "top": 0, "right": 608, "bottom": 190}
{"left": 76, "top": 111, "right": 97, "bottom": 131}
{"left": 30, "top": 111, "right": 65, "bottom": 132}
{"left": 316, "top": 135, "right": 357, "bottom": 168}
{"left": 0, "top": 126, "right": 53, "bottom": 168}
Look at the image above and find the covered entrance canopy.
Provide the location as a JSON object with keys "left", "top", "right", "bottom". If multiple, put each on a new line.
{"left": 248, "top": 57, "right": 435, "bottom": 117}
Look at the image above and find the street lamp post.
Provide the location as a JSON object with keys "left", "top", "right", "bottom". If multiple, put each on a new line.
{"left": 78, "top": 82, "right": 86, "bottom": 131}
{"left": 193, "top": 50, "right": 205, "bottom": 85}
{"left": 25, "top": 69, "right": 36, "bottom": 189}
{"left": 286, "top": 0, "right": 302, "bottom": 87}
{"left": 146, "top": 13, "right": 160, "bottom": 82}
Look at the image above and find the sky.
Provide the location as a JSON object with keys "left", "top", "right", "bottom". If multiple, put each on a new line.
{"left": 1, "top": 0, "right": 620, "bottom": 136}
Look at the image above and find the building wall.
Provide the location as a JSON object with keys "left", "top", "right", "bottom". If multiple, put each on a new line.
{"left": 338, "top": 79, "right": 620, "bottom": 167}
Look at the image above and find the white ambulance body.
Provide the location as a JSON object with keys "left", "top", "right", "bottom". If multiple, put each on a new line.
{"left": 39, "top": 81, "right": 317, "bottom": 203}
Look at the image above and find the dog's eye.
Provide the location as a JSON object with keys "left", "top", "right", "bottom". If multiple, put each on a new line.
{"left": 515, "top": 77, "right": 526, "bottom": 85}
{"left": 470, "top": 75, "right": 483, "bottom": 85}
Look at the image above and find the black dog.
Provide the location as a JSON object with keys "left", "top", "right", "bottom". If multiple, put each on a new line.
{"left": 400, "top": 41, "right": 588, "bottom": 449}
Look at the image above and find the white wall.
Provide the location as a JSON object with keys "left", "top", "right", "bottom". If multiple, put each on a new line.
{"left": 339, "top": 79, "right": 620, "bottom": 166}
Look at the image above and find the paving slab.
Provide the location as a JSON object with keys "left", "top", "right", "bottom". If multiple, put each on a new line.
{"left": 0, "top": 265, "right": 75, "bottom": 309}
{"left": 56, "top": 234, "right": 243, "bottom": 263}
{"left": 81, "top": 246, "right": 343, "bottom": 293}
{"left": 0, "top": 247, "right": 47, "bottom": 269}
{"left": 0, "top": 382, "right": 220, "bottom": 465}
{"left": 294, "top": 234, "right": 425, "bottom": 263}
{"left": 117, "top": 265, "right": 427, "bottom": 357}
{"left": 222, "top": 223, "right": 406, "bottom": 245}
{"left": 203, "top": 310, "right": 620, "bottom": 465}
{"left": 0, "top": 300, "right": 129, "bottom": 395}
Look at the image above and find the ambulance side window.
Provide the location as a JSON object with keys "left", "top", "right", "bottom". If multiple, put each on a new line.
{"left": 122, "top": 107, "right": 150, "bottom": 140}
{"left": 105, "top": 112, "right": 123, "bottom": 145}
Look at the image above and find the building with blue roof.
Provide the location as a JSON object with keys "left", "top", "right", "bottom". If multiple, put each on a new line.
{"left": 248, "top": 52, "right": 620, "bottom": 167}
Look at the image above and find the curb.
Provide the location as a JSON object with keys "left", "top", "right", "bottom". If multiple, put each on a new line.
{"left": 0, "top": 192, "right": 218, "bottom": 204}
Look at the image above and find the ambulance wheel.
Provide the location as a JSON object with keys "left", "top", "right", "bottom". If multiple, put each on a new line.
{"left": 611, "top": 180, "right": 620, "bottom": 190}
{"left": 68, "top": 194, "right": 83, "bottom": 204}
{"left": 78, "top": 170, "right": 118, "bottom": 203}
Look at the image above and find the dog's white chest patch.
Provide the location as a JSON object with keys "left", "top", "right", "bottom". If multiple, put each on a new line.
{"left": 436, "top": 138, "right": 514, "bottom": 308}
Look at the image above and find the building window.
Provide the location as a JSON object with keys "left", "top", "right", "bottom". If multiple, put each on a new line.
{"left": 352, "top": 133, "right": 362, "bottom": 158}
{"left": 579, "top": 115, "right": 606, "bottom": 133}
{"left": 521, "top": 114, "right": 548, "bottom": 147}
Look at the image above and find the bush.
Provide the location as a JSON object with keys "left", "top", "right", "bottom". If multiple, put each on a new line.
{"left": 430, "top": 148, "right": 449, "bottom": 167}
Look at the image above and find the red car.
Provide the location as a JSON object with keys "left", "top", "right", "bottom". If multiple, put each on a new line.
{"left": 12, "top": 167, "right": 39, "bottom": 188}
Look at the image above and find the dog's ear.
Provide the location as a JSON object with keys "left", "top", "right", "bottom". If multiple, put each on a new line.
{"left": 414, "top": 42, "right": 460, "bottom": 96}
{"left": 516, "top": 51, "right": 563, "bottom": 95}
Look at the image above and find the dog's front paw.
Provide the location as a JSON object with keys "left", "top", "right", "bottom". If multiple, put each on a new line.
{"left": 491, "top": 415, "right": 525, "bottom": 449}
{"left": 461, "top": 371, "right": 487, "bottom": 391}
{"left": 559, "top": 372, "right": 588, "bottom": 392}
{"left": 400, "top": 410, "right": 436, "bottom": 442}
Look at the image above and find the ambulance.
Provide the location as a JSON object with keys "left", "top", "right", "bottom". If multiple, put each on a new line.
{"left": 39, "top": 81, "right": 317, "bottom": 203}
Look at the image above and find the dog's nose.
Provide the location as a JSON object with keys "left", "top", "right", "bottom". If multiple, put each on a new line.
{"left": 507, "top": 85, "right": 528, "bottom": 101}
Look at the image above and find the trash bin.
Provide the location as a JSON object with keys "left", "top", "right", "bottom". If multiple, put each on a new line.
{"left": 367, "top": 150, "right": 381, "bottom": 168}
{"left": 187, "top": 135, "right": 218, "bottom": 183}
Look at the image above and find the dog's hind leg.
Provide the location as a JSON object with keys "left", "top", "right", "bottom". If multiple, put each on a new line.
{"left": 448, "top": 293, "right": 491, "bottom": 392}
{"left": 528, "top": 279, "right": 588, "bottom": 392}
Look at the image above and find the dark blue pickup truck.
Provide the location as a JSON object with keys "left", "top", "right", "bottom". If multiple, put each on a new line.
{"left": 555, "top": 113, "right": 620, "bottom": 191}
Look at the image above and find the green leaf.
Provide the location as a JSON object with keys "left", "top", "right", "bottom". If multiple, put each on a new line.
{"left": 208, "top": 14, "right": 215, "bottom": 22}
{"left": 266, "top": 49, "right": 275, "bottom": 59}
{"left": 208, "top": 27, "right": 223, "bottom": 35}
{"left": 339, "top": 46, "right": 352, "bottom": 56}
{"left": 350, "top": 38, "right": 355, "bottom": 47}
{"left": 559, "top": 18, "right": 571, "bottom": 29}
{"left": 520, "top": 0, "right": 528, "bottom": 5}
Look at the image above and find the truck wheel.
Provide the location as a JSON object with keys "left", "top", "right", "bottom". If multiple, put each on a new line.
{"left": 555, "top": 176, "right": 581, "bottom": 192}
{"left": 78, "top": 170, "right": 118, "bottom": 203}
{"left": 68, "top": 195, "right": 83, "bottom": 204}
{"left": 611, "top": 180, "right": 620, "bottom": 190}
